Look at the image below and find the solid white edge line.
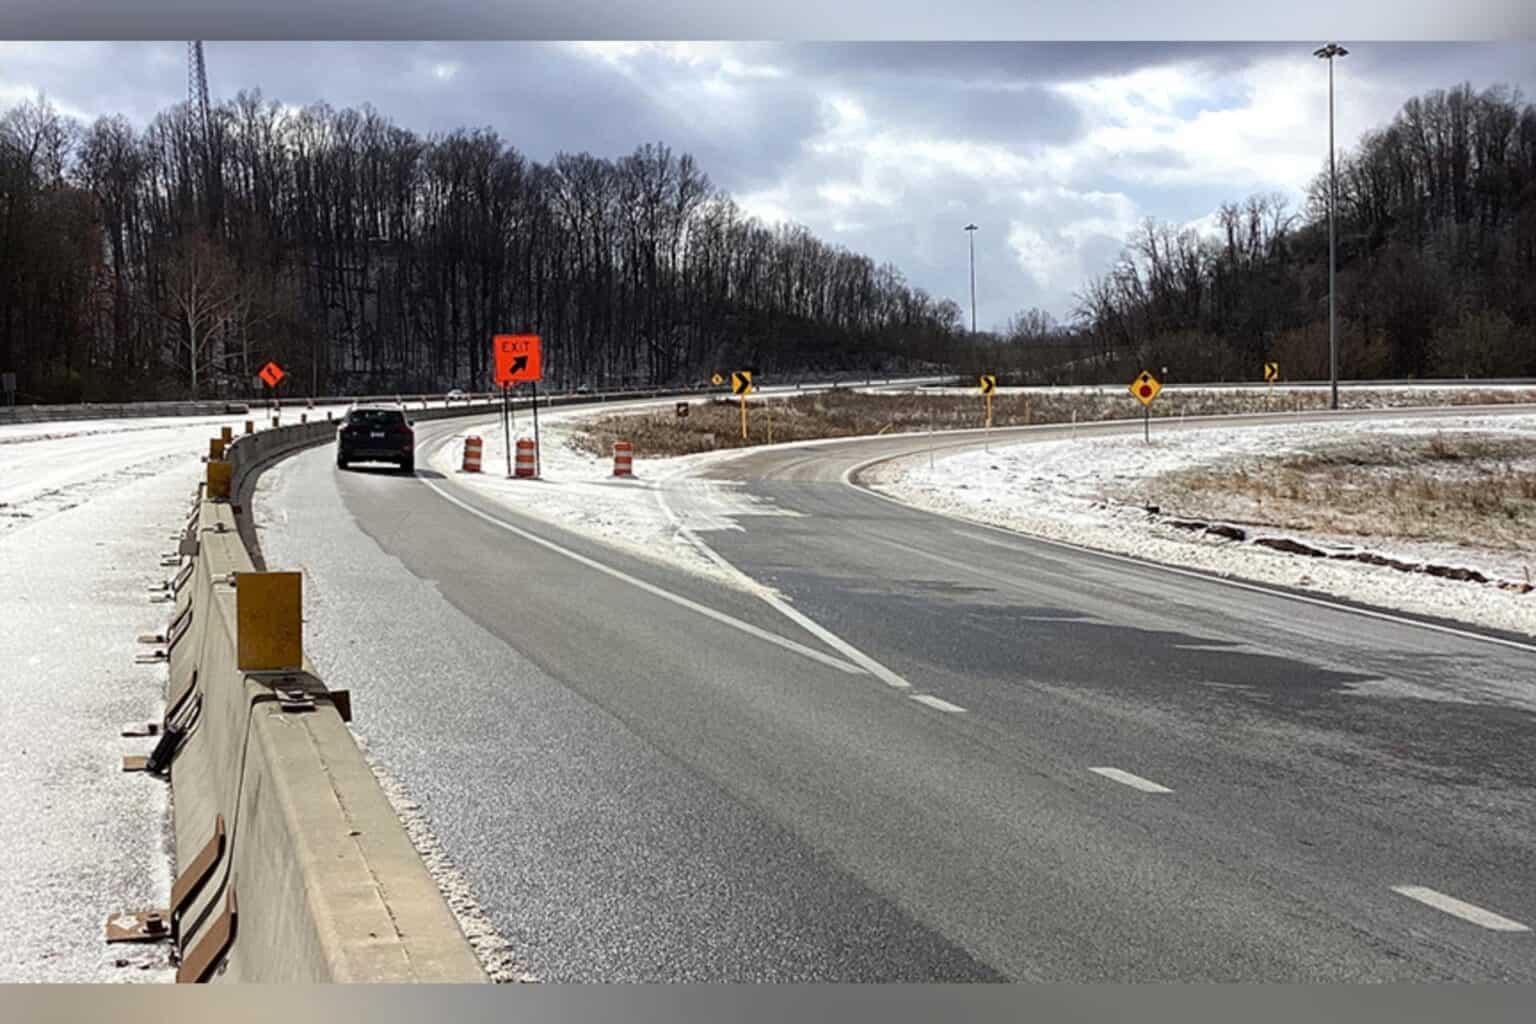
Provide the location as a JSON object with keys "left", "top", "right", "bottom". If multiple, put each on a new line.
{"left": 910, "top": 694, "right": 967, "bottom": 713}
{"left": 1088, "top": 767, "right": 1174, "bottom": 794}
{"left": 840, "top": 447, "right": 1536, "bottom": 659}
{"left": 1391, "top": 886, "right": 1531, "bottom": 932}
{"left": 417, "top": 475, "right": 868, "bottom": 677}
{"left": 654, "top": 481, "right": 916, "bottom": 691}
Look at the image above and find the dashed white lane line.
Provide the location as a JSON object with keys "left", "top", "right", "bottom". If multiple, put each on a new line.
{"left": 1088, "top": 767, "right": 1174, "bottom": 794}
{"left": 910, "top": 694, "right": 967, "bottom": 713}
{"left": 1391, "top": 886, "right": 1531, "bottom": 932}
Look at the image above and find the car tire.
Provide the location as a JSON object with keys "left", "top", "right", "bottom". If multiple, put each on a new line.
{"left": 400, "top": 457, "right": 414, "bottom": 474}
{"left": 337, "top": 453, "right": 349, "bottom": 470}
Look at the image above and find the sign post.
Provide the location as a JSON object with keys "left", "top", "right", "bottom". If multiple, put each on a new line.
{"left": 531, "top": 381, "right": 542, "bottom": 478}
{"left": 501, "top": 384, "right": 512, "bottom": 478}
{"left": 493, "top": 334, "right": 543, "bottom": 477}
{"left": 978, "top": 375, "right": 996, "bottom": 450}
{"left": 731, "top": 371, "right": 754, "bottom": 439}
{"left": 1264, "top": 361, "right": 1279, "bottom": 409}
{"left": 1128, "top": 369, "right": 1162, "bottom": 443}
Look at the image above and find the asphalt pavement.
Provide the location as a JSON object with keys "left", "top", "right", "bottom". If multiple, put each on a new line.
{"left": 256, "top": 404, "right": 1536, "bottom": 981}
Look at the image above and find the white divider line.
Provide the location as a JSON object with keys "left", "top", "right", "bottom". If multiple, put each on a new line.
{"left": 655, "top": 480, "right": 916, "bottom": 691}
{"left": 910, "top": 694, "right": 967, "bottom": 713}
{"left": 1088, "top": 766, "right": 1174, "bottom": 794}
{"left": 419, "top": 477, "right": 866, "bottom": 678}
{"left": 1391, "top": 886, "right": 1531, "bottom": 932}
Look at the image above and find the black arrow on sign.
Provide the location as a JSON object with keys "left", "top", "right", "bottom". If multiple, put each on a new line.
{"left": 508, "top": 356, "right": 528, "bottom": 374}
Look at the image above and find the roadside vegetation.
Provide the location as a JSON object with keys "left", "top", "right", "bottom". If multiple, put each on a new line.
{"left": 1130, "top": 432, "right": 1536, "bottom": 554}
{"left": 573, "top": 386, "right": 1536, "bottom": 459}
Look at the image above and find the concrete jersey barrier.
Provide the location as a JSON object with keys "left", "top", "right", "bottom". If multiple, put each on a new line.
{"left": 156, "top": 418, "right": 498, "bottom": 982}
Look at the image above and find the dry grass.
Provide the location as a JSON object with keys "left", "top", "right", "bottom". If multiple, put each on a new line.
{"left": 574, "top": 386, "right": 1536, "bottom": 459}
{"left": 1142, "top": 433, "right": 1536, "bottom": 552}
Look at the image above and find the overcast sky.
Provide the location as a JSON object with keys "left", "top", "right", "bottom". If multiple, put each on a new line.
{"left": 3, "top": 41, "right": 1533, "bottom": 329}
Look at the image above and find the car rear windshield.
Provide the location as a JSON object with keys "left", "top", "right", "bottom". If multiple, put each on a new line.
{"left": 348, "top": 409, "right": 407, "bottom": 427}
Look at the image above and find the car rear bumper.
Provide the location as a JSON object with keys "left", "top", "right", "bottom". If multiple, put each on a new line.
{"left": 339, "top": 446, "right": 412, "bottom": 461}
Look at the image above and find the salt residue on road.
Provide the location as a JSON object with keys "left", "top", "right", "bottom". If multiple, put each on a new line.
{"left": 865, "top": 415, "right": 1536, "bottom": 638}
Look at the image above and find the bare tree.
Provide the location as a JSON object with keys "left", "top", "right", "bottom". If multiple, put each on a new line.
{"left": 161, "top": 233, "right": 241, "bottom": 397}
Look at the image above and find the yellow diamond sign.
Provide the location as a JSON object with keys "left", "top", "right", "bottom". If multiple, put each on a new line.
{"left": 1129, "top": 370, "right": 1161, "bottom": 406}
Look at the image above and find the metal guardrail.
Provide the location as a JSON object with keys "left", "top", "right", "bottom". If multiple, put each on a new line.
{"left": 0, "top": 375, "right": 948, "bottom": 426}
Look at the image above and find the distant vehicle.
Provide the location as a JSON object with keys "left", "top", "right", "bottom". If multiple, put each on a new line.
{"left": 575, "top": 385, "right": 592, "bottom": 395}
{"left": 446, "top": 388, "right": 465, "bottom": 401}
{"left": 336, "top": 404, "right": 415, "bottom": 472}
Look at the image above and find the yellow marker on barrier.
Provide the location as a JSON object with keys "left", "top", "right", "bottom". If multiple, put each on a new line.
{"left": 235, "top": 571, "right": 303, "bottom": 672}
{"left": 220, "top": 426, "right": 233, "bottom": 443}
{"left": 209, "top": 437, "right": 226, "bottom": 461}
{"left": 206, "top": 461, "right": 233, "bottom": 500}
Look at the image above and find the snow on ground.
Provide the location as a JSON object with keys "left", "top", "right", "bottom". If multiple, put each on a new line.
{"left": 425, "top": 403, "right": 800, "bottom": 592}
{"left": 866, "top": 415, "right": 1536, "bottom": 638}
{"left": 0, "top": 419, "right": 223, "bottom": 981}
{"left": 1, "top": 414, "right": 259, "bottom": 539}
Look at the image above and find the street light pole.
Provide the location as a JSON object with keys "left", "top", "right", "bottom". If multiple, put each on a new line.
{"left": 964, "top": 223, "right": 978, "bottom": 334}
{"left": 1314, "top": 42, "right": 1348, "bottom": 410}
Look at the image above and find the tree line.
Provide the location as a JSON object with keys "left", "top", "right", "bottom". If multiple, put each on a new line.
{"left": 977, "top": 82, "right": 1536, "bottom": 385}
{"left": 1, "top": 91, "right": 963, "bottom": 402}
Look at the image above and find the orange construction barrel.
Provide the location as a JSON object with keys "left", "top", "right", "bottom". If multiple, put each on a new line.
{"left": 514, "top": 438, "right": 537, "bottom": 478}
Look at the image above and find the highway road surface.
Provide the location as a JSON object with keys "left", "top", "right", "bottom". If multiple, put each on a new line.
{"left": 256, "top": 404, "right": 1536, "bottom": 982}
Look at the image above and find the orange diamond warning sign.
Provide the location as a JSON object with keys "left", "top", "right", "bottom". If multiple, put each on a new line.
{"left": 258, "top": 361, "right": 285, "bottom": 388}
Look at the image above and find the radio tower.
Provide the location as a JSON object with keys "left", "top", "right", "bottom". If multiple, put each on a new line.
{"left": 188, "top": 41, "right": 211, "bottom": 138}
{"left": 186, "top": 41, "right": 221, "bottom": 230}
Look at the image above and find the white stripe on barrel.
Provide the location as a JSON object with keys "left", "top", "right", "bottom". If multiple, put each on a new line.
{"left": 613, "top": 440, "right": 634, "bottom": 477}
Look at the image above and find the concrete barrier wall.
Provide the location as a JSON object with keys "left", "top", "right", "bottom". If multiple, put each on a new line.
{"left": 161, "top": 403, "right": 505, "bottom": 981}
{"left": 166, "top": 498, "right": 487, "bottom": 982}
{"left": 155, "top": 387, "right": 735, "bottom": 981}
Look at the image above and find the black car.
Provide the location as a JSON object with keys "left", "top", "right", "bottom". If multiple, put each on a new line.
{"left": 336, "top": 405, "right": 415, "bottom": 472}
